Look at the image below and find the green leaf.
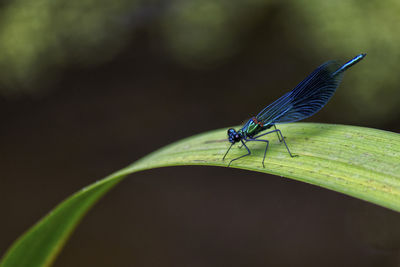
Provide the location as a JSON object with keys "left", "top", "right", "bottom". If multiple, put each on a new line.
{"left": 1, "top": 123, "right": 400, "bottom": 267}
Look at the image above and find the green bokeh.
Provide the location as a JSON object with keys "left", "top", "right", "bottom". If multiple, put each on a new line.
{"left": 0, "top": 0, "right": 399, "bottom": 122}
{"left": 0, "top": 0, "right": 138, "bottom": 93}
{"left": 288, "top": 0, "right": 400, "bottom": 122}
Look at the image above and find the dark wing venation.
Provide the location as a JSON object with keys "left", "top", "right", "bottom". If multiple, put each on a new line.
{"left": 256, "top": 61, "right": 343, "bottom": 124}
{"left": 255, "top": 90, "right": 292, "bottom": 122}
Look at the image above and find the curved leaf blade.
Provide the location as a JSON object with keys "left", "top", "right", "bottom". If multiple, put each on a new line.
{"left": 1, "top": 123, "right": 400, "bottom": 267}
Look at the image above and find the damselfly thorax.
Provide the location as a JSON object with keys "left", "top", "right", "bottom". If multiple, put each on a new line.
{"left": 241, "top": 117, "right": 273, "bottom": 138}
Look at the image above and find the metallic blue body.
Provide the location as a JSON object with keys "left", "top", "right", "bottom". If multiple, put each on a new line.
{"left": 224, "top": 53, "right": 366, "bottom": 167}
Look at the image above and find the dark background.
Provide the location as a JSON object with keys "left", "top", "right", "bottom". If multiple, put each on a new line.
{"left": 1, "top": 0, "right": 400, "bottom": 266}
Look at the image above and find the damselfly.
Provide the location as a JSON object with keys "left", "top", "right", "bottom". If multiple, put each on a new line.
{"left": 223, "top": 53, "right": 366, "bottom": 167}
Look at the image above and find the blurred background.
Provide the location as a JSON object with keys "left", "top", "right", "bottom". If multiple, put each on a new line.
{"left": 1, "top": 0, "right": 400, "bottom": 266}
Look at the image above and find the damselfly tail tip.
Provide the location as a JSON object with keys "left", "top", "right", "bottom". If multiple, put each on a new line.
{"left": 352, "top": 53, "right": 366, "bottom": 60}
{"left": 354, "top": 53, "right": 367, "bottom": 64}
{"left": 356, "top": 53, "right": 367, "bottom": 61}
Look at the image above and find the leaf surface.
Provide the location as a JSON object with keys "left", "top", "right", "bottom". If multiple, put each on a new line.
{"left": 1, "top": 123, "right": 399, "bottom": 267}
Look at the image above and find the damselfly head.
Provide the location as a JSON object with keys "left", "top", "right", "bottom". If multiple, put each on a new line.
{"left": 227, "top": 128, "right": 242, "bottom": 144}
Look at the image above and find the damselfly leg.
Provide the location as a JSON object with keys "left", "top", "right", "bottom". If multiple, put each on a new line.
{"left": 238, "top": 124, "right": 281, "bottom": 149}
{"left": 273, "top": 125, "right": 282, "bottom": 142}
{"left": 225, "top": 128, "right": 296, "bottom": 167}
{"left": 226, "top": 140, "right": 251, "bottom": 167}
{"left": 252, "top": 128, "right": 297, "bottom": 158}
